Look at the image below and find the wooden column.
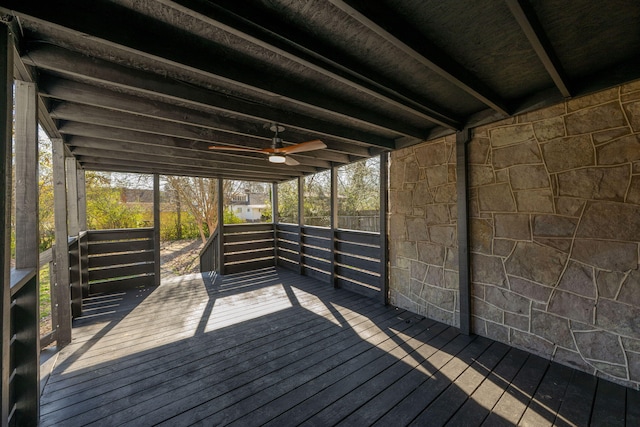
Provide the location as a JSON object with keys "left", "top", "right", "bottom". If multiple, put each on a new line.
{"left": 65, "top": 158, "right": 79, "bottom": 237}
{"left": 0, "top": 25, "right": 13, "bottom": 426}
{"left": 330, "top": 166, "right": 338, "bottom": 288}
{"left": 456, "top": 128, "right": 472, "bottom": 335}
{"left": 379, "top": 153, "right": 389, "bottom": 306}
{"left": 77, "top": 168, "right": 87, "bottom": 231}
{"left": 14, "top": 79, "right": 40, "bottom": 424}
{"left": 52, "top": 138, "right": 72, "bottom": 347}
{"left": 272, "top": 182, "right": 279, "bottom": 267}
{"left": 217, "top": 178, "right": 225, "bottom": 275}
{"left": 297, "top": 176, "right": 304, "bottom": 275}
{"left": 153, "top": 174, "right": 161, "bottom": 286}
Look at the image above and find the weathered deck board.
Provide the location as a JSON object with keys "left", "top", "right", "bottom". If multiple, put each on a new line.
{"left": 40, "top": 267, "right": 638, "bottom": 426}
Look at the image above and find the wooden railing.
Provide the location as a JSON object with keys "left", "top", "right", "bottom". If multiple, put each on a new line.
{"left": 199, "top": 222, "right": 383, "bottom": 300}
{"left": 8, "top": 268, "right": 39, "bottom": 425}
{"left": 87, "top": 228, "right": 155, "bottom": 294}
{"left": 276, "top": 224, "right": 382, "bottom": 299}
{"left": 199, "top": 226, "right": 219, "bottom": 274}
{"left": 224, "top": 223, "right": 275, "bottom": 274}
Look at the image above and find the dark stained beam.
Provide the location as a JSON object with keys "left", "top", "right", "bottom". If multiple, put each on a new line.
{"left": 67, "top": 146, "right": 304, "bottom": 179}
{"left": 328, "top": 0, "right": 510, "bottom": 116}
{"left": 158, "top": 0, "right": 461, "bottom": 130}
{"left": 50, "top": 102, "right": 352, "bottom": 165}
{"left": 5, "top": 1, "right": 428, "bottom": 139}
{"left": 65, "top": 135, "right": 318, "bottom": 174}
{"left": 58, "top": 122, "right": 332, "bottom": 170}
{"left": 506, "top": 0, "right": 571, "bottom": 98}
{"left": 78, "top": 160, "right": 288, "bottom": 182}
{"left": 23, "top": 44, "right": 395, "bottom": 148}
{"left": 38, "top": 75, "right": 372, "bottom": 159}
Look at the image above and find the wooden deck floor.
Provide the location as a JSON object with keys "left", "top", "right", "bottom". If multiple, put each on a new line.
{"left": 40, "top": 267, "right": 640, "bottom": 426}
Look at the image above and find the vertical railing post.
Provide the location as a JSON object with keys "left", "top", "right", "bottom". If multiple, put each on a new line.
{"left": 330, "top": 165, "right": 338, "bottom": 288}
{"left": 297, "top": 176, "right": 304, "bottom": 276}
{"left": 52, "top": 137, "right": 72, "bottom": 347}
{"left": 65, "top": 158, "right": 79, "bottom": 237}
{"left": 0, "top": 25, "right": 13, "bottom": 425}
{"left": 217, "top": 178, "right": 225, "bottom": 275}
{"left": 272, "top": 182, "right": 279, "bottom": 267}
{"left": 14, "top": 79, "right": 40, "bottom": 423}
{"left": 379, "top": 153, "right": 389, "bottom": 306}
{"left": 77, "top": 168, "right": 87, "bottom": 231}
{"left": 153, "top": 174, "right": 161, "bottom": 286}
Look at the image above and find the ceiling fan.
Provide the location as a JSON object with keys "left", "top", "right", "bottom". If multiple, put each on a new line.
{"left": 208, "top": 124, "right": 326, "bottom": 166}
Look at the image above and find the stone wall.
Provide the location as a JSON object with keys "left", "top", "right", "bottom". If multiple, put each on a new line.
{"left": 389, "top": 80, "right": 640, "bottom": 389}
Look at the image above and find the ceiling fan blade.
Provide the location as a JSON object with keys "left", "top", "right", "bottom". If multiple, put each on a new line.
{"left": 208, "top": 145, "right": 265, "bottom": 153}
{"left": 278, "top": 139, "right": 326, "bottom": 154}
{"left": 284, "top": 156, "right": 300, "bottom": 166}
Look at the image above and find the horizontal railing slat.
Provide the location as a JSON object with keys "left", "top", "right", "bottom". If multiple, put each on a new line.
{"left": 88, "top": 251, "right": 155, "bottom": 269}
{"left": 224, "top": 223, "right": 274, "bottom": 233}
{"left": 336, "top": 277, "right": 380, "bottom": 298}
{"left": 88, "top": 228, "right": 154, "bottom": 242}
{"left": 225, "top": 239, "right": 274, "bottom": 253}
{"left": 335, "top": 252, "right": 381, "bottom": 274}
{"left": 302, "top": 235, "right": 331, "bottom": 249}
{"left": 225, "top": 258, "right": 275, "bottom": 274}
{"left": 88, "top": 239, "right": 154, "bottom": 255}
{"left": 224, "top": 231, "right": 274, "bottom": 243}
{"left": 275, "top": 223, "right": 298, "bottom": 233}
{"left": 335, "top": 240, "right": 380, "bottom": 259}
{"left": 301, "top": 226, "right": 331, "bottom": 239}
{"left": 335, "top": 229, "right": 380, "bottom": 246}
{"left": 225, "top": 249, "right": 275, "bottom": 264}
{"left": 302, "top": 245, "right": 331, "bottom": 261}
{"left": 335, "top": 264, "right": 380, "bottom": 287}
{"left": 88, "top": 263, "right": 155, "bottom": 282}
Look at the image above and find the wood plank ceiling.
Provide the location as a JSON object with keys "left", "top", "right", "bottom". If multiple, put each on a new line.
{"left": 1, "top": 0, "right": 639, "bottom": 182}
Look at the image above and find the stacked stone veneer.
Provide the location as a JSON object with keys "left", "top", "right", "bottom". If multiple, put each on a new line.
{"left": 389, "top": 80, "right": 640, "bottom": 389}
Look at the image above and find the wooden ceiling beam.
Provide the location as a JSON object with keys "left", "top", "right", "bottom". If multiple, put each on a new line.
{"left": 158, "top": 0, "right": 462, "bottom": 130}
{"left": 23, "top": 44, "right": 395, "bottom": 148}
{"left": 79, "top": 161, "right": 284, "bottom": 182}
{"left": 38, "top": 75, "right": 372, "bottom": 158}
{"left": 65, "top": 135, "right": 319, "bottom": 174}
{"left": 6, "top": 1, "right": 427, "bottom": 139}
{"left": 506, "top": 0, "right": 571, "bottom": 98}
{"left": 328, "top": 0, "right": 510, "bottom": 116}
{"left": 50, "top": 102, "right": 352, "bottom": 164}
{"left": 58, "top": 122, "right": 333, "bottom": 169}
{"left": 70, "top": 147, "right": 301, "bottom": 180}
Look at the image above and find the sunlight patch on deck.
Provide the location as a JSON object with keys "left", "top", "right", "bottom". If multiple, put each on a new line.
{"left": 291, "top": 286, "right": 342, "bottom": 326}
{"left": 204, "top": 284, "right": 292, "bottom": 332}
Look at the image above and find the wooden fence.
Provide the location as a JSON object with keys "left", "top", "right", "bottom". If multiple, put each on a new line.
{"left": 200, "top": 222, "right": 384, "bottom": 301}
{"left": 86, "top": 228, "right": 155, "bottom": 294}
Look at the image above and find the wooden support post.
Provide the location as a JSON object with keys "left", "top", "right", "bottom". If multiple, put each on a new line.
{"left": 153, "top": 174, "right": 161, "bottom": 286}
{"left": 330, "top": 165, "right": 338, "bottom": 288}
{"left": 77, "top": 168, "right": 87, "bottom": 231}
{"left": 65, "top": 158, "right": 79, "bottom": 237}
{"left": 272, "top": 182, "right": 279, "bottom": 267}
{"left": 456, "top": 128, "right": 472, "bottom": 335}
{"left": 217, "top": 178, "right": 225, "bottom": 275}
{"left": 297, "top": 176, "right": 304, "bottom": 276}
{"left": 14, "top": 79, "right": 40, "bottom": 423}
{"left": 52, "top": 137, "right": 72, "bottom": 347}
{"left": 379, "top": 153, "right": 389, "bottom": 306}
{"left": 0, "top": 25, "right": 13, "bottom": 426}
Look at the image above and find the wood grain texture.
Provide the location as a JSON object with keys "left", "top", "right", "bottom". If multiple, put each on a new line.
{"left": 38, "top": 267, "right": 635, "bottom": 426}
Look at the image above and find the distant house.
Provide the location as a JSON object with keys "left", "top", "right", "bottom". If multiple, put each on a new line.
{"left": 229, "top": 190, "right": 269, "bottom": 222}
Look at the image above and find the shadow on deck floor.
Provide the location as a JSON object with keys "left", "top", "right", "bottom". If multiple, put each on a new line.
{"left": 40, "top": 267, "right": 640, "bottom": 426}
